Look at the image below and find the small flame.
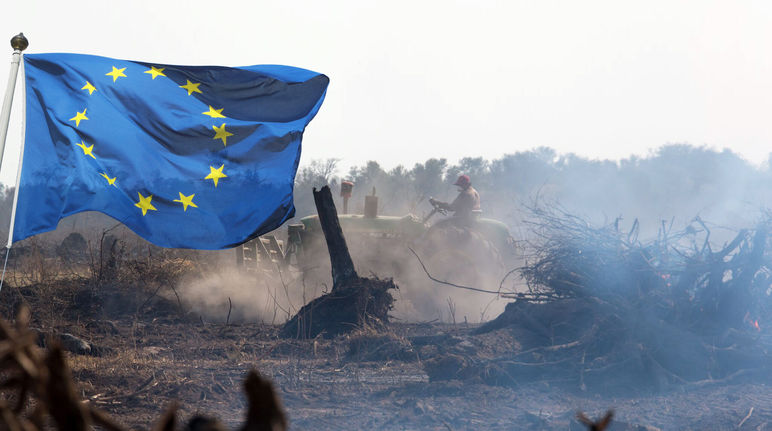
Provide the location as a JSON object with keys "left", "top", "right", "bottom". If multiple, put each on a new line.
{"left": 744, "top": 312, "right": 761, "bottom": 332}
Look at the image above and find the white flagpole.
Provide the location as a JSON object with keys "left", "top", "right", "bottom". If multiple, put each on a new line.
{"left": 6, "top": 44, "right": 26, "bottom": 249}
{"left": 0, "top": 33, "right": 28, "bottom": 173}
{"left": 0, "top": 34, "right": 28, "bottom": 292}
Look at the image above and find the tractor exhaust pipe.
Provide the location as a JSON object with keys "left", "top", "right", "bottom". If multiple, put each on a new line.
{"left": 340, "top": 181, "right": 354, "bottom": 214}
{"left": 364, "top": 187, "right": 378, "bottom": 218}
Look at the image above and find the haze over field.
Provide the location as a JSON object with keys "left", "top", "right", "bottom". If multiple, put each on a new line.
{"left": 1, "top": 1, "right": 772, "bottom": 187}
{"left": 3, "top": 144, "right": 771, "bottom": 323}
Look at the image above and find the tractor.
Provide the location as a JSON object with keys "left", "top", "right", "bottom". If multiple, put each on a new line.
{"left": 236, "top": 184, "right": 515, "bottom": 289}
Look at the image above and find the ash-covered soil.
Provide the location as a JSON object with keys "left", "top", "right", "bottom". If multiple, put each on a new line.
{"left": 51, "top": 318, "right": 772, "bottom": 430}
{"left": 3, "top": 281, "right": 772, "bottom": 430}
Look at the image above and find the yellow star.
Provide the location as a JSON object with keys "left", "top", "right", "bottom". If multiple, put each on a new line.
{"left": 134, "top": 192, "right": 157, "bottom": 216}
{"left": 202, "top": 106, "right": 225, "bottom": 118}
{"left": 212, "top": 123, "right": 233, "bottom": 146}
{"left": 69, "top": 109, "right": 89, "bottom": 127}
{"left": 144, "top": 66, "right": 166, "bottom": 79}
{"left": 173, "top": 192, "right": 198, "bottom": 211}
{"left": 180, "top": 79, "right": 202, "bottom": 95}
{"left": 75, "top": 141, "right": 96, "bottom": 159}
{"left": 81, "top": 81, "right": 97, "bottom": 95}
{"left": 100, "top": 172, "right": 116, "bottom": 186}
{"left": 106, "top": 66, "right": 127, "bottom": 82}
{"left": 205, "top": 164, "right": 227, "bottom": 187}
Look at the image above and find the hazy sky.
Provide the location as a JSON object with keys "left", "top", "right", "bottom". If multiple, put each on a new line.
{"left": 0, "top": 1, "right": 770, "bottom": 185}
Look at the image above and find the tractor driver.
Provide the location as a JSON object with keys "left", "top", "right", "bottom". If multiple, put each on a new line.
{"left": 429, "top": 174, "right": 481, "bottom": 226}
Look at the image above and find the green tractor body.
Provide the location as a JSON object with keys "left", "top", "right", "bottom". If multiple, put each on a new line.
{"left": 286, "top": 212, "right": 513, "bottom": 287}
{"left": 241, "top": 214, "right": 512, "bottom": 287}
{"left": 237, "top": 188, "right": 515, "bottom": 289}
{"left": 293, "top": 214, "right": 513, "bottom": 259}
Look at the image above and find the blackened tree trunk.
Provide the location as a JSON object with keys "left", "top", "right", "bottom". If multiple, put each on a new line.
{"left": 313, "top": 186, "right": 357, "bottom": 291}
{"left": 280, "top": 186, "right": 396, "bottom": 339}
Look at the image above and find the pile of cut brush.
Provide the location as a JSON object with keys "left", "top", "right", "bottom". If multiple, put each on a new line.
{"left": 433, "top": 207, "right": 772, "bottom": 393}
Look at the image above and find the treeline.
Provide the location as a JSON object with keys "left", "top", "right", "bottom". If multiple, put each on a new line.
{"left": 1, "top": 144, "right": 771, "bottom": 247}
{"left": 295, "top": 144, "right": 772, "bottom": 237}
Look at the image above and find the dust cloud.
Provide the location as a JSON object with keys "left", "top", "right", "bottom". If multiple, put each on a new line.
{"left": 172, "top": 240, "right": 513, "bottom": 325}
{"left": 175, "top": 256, "right": 322, "bottom": 325}
{"left": 363, "top": 242, "right": 512, "bottom": 324}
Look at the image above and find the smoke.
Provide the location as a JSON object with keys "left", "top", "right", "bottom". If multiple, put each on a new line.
{"left": 283, "top": 144, "right": 772, "bottom": 324}
{"left": 525, "top": 146, "right": 772, "bottom": 237}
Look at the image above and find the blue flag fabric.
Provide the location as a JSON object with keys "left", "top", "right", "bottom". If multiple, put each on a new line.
{"left": 14, "top": 53, "right": 328, "bottom": 249}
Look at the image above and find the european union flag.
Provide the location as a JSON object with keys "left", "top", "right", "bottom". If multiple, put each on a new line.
{"left": 13, "top": 53, "right": 328, "bottom": 249}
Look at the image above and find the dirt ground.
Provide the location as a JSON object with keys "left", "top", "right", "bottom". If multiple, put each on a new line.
{"left": 3, "top": 279, "right": 772, "bottom": 430}
{"left": 66, "top": 320, "right": 772, "bottom": 430}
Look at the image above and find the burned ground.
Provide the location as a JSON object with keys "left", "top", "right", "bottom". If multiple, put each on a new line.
{"left": 4, "top": 207, "right": 772, "bottom": 429}
{"left": 0, "top": 276, "right": 770, "bottom": 430}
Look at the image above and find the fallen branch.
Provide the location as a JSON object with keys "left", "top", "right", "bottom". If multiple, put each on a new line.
{"left": 226, "top": 297, "right": 232, "bottom": 326}
{"left": 738, "top": 407, "right": 754, "bottom": 428}
{"left": 90, "top": 374, "right": 157, "bottom": 403}
{"left": 408, "top": 247, "right": 501, "bottom": 295}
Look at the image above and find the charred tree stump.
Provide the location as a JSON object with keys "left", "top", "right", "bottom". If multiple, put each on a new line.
{"left": 280, "top": 186, "right": 396, "bottom": 339}
{"left": 313, "top": 186, "right": 357, "bottom": 291}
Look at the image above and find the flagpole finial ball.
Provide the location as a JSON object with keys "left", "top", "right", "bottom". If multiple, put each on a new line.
{"left": 11, "top": 33, "right": 28, "bottom": 52}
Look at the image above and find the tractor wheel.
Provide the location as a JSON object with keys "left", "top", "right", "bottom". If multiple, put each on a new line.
{"left": 418, "top": 225, "right": 504, "bottom": 290}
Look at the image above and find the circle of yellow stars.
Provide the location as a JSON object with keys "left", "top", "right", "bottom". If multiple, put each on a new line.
{"left": 65, "top": 62, "right": 237, "bottom": 217}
